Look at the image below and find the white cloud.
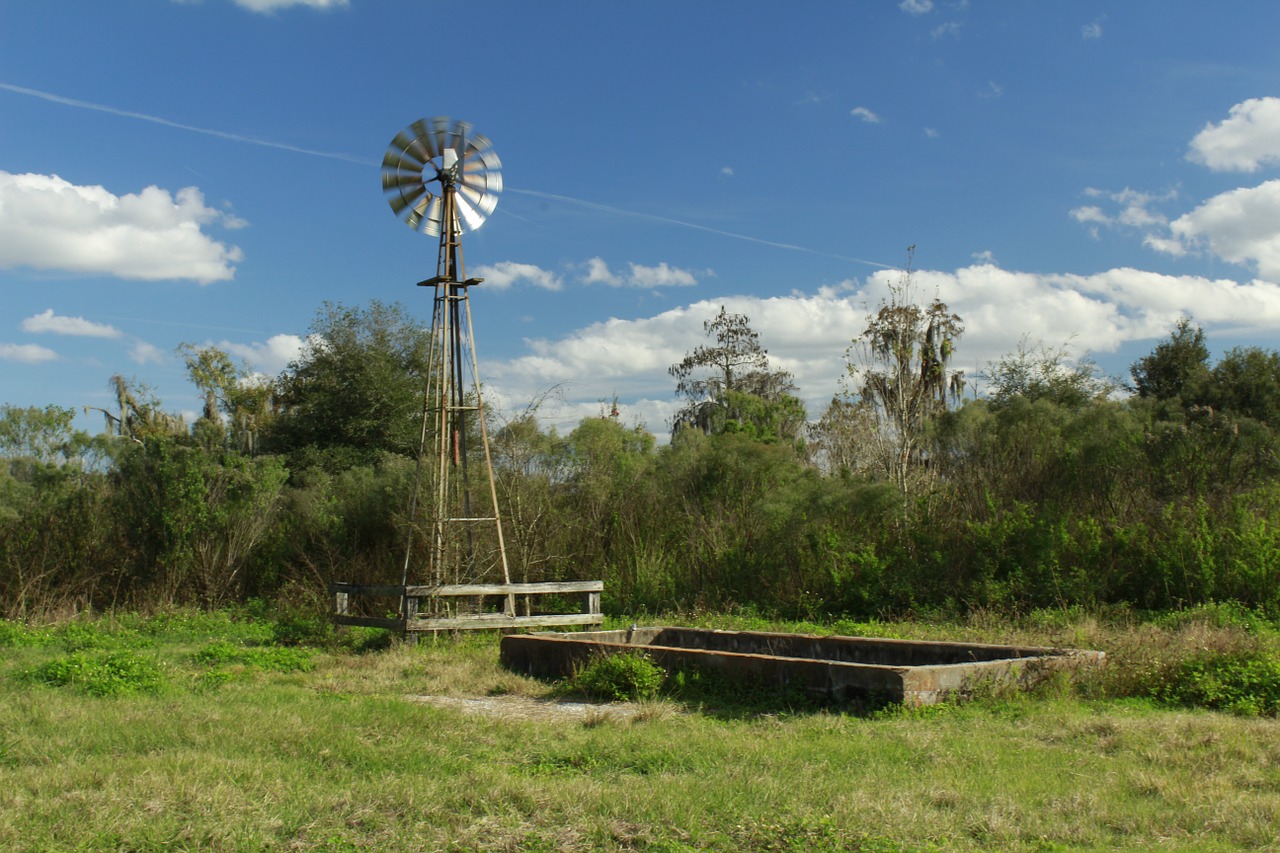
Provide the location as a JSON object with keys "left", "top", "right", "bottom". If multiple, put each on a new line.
{"left": 0, "top": 172, "right": 242, "bottom": 284}
{"left": 583, "top": 257, "right": 621, "bottom": 286}
{"left": 1082, "top": 19, "right": 1103, "bottom": 39}
{"left": 231, "top": 0, "right": 348, "bottom": 12}
{"left": 851, "top": 107, "right": 881, "bottom": 124}
{"left": 627, "top": 262, "right": 698, "bottom": 288}
{"left": 471, "top": 261, "right": 563, "bottom": 291}
{"left": 899, "top": 0, "right": 933, "bottom": 14}
{"left": 1070, "top": 205, "right": 1110, "bottom": 225}
{"left": 130, "top": 341, "right": 167, "bottom": 365}
{"left": 720, "top": 166, "right": 735, "bottom": 177}
{"left": 981, "top": 81, "right": 1004, "bottom": 99}
{"left": 21, "top": 308, "right": 122, "bottom": 338}
{"left": 1154, "top": 179, "right": 1280, "bottom": 279}
{"left": 220, "top": 333, "right": 305, "bottom": 375}
{"left": 583, "top": 259, "right": 700, "bottom": 288}
{"left": 0, "top": 343, "right": 58, "bottom": 363}
{"left": 1188, "top": 97, "right": 1280, "bottom": 173}
{"left": 482, "top": 263, "right": 1280, "bottom": 439}
{"left": 924, "top": 127, "right": 939, "bottom": 139}
{"left": 1069, "top": 187, "right": 1176, "bottom": 241}
{"left": 932, "top": 22, "right": 961, "bottom": 39}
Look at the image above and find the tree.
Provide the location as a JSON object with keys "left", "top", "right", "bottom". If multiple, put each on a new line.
{"left": 86, "top": 375, "right": 186, "bottom": 441}
{"left": 180, "top": 344, "right": 274, "bottom": 453}
{"left": 847, "top": 248, "right": 964, "bottom": 493}
{"left": 1202, "top": 346, "right": 1280, "bottom": 426}
{"left": 1131, "top": 317, "right": 1210, "bottom": 402}
{"left": 270, "top": 301, "right": 432, "bottom": 469}
{"left": 984, "top": 336, "right": 1116, "bottom": 409}
{"left": 669, "top": 306, "right": 804, "bottom": 442}
{"left": 111, "top": 436, "right": 287, "bottom": 606}
{"left": 808, "top": 397, "right": 880, "bottom": 478}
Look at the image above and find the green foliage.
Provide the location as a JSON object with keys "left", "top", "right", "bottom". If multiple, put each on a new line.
{"left": 669, "top": 305, "right": 803, "bottom": 441}
{"left": 20, "top": 649, "right": 167, "bottom": 697}
{"left": 1157, "top": 650, "right": 1280, "bottom": 716}
{"left": 111, "top": 438, "right": 288, "bottom": 606}
{"left": 270, "top": 300, "right": 432, "bottom": 467}
{"left": 55, "top": 620, "right": 150, "bottom": 652}
{"left": 1130, "top": 317, "right": 1209, "bottom": 402}
{"left": 0, "top": 619, "right": 55, "bottom": 648}
{"left": 192, "top": 640, "right": 315, "bottom": 672}
{"left": 985, "top": 337, "right": 1115, "bottom": 409}
{"left": 572, "top": 651, "right": 665, "bottom": 701}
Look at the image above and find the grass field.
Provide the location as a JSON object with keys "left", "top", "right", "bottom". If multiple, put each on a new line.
{"left": 2, "top": 608, "right": 1279, "bottom": 852}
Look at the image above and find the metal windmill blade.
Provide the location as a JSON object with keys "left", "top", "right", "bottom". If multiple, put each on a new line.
{"left": 381, "top": 116, "right": 502, "bottom": 236}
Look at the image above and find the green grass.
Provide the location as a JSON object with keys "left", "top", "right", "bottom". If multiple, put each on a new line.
{"left": 1, "top": 608, "right": 1279, "bottom": 851}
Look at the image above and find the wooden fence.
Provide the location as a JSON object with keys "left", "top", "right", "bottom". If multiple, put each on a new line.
{"left": 331, "top": 580, "right": 603, "bottom": 640}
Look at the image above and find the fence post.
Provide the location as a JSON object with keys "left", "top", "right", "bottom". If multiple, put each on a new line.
{"left": 403, "top": 593, "right": 419, "bottom": 646}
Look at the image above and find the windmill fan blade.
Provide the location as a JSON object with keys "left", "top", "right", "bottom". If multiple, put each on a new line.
{"left": 457, "top": 181, "right": 497, "bottom": 218}
{"left": 409, "top": 119, "right": 437, "bottom": 161}
{"left": 382, "top": 171, "right": 424, "bottom": 192}
{"left": 389, "top": 183, "right": 428, "bottom": 216}
{"left": 382, "top": 149, "right": 419, "bottom": 173}
{"left": 387, "top": 131, "right": 427, "bottom": 168}
{"left": 405, "top": 192, "right": 441, "bottom": 233}
{"left": 429, "top": 117, "right": 451, "bottom": 160}
{"left": 383, "top": 116, "right": 501, "bottom": 234}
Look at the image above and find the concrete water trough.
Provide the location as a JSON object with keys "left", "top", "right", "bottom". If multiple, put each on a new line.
{"left": 500, "top": 626, "right": 1106, "bottom": 706}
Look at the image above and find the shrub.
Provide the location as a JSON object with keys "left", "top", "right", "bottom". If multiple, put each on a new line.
{"left": 0, "top": 619, "right": 54, "bottom": 648}
{"left": 1156, "top": 649, "right": 1280, "bottom": 716}
{"left": 573, "top": 651, "right": 665, "bottom": 701}
{"left": 192, "top": 640, "right": 315, "bottom": 672}
{"left": 21, "top": 650, "right": 166, "bottom": 697}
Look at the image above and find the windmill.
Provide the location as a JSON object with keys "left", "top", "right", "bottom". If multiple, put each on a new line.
{"left": 332, "top": 118, "right": 601, "bottom": 638}
{"left": 381, "top": 117, "right": 510, "bottom": 598}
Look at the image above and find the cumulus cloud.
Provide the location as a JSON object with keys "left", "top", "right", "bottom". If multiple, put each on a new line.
{"left": 220, "top": 333, "right": 305, "bottom": 376}
{"left": 130, "top": 341, "right": 167, "bottom": 365}
{"left": 0, "top": 172, "right": 242, "bottom": 284}
{"left": 1082, "top": 19, "right": 1103, "bottom": 39}
{"left": 21, "top": 308, "right": 122, "bottom": 338}
{"left": 1152, "top": 180, "right": 1280, "bottom": 279}
{"left": 583, "top": 257, "right": 621, "bottom": 286}
{"left": 899, "top": 0, "right": 933, "bottom": 14}
{"left": 0, "top": 343, "right": 58, "bottom": 363}
{"left": 471, "top": 261, "right": 562, "bottom": 291}
{"left": 851, "top": 107, "right": 881, "bottom": 124}
{"left": 626, "top": 262, "right": 698, "bottom": 288}
{"left": 482, "top": 263, "right": 1280, "bottom": 438}
{"left": 1188, "top": 97, "right": 1280, "bottom": 173}
{"left": 582, "top": 259, "right": 700, "bottom": 288}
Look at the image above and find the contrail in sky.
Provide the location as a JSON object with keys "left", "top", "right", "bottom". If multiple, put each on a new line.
{"left": 503, "top": 188, "right": 895, "bottom": 269}
{"left": 0, "top": 81, "right": 371, "bottom": 165}
{"left": 1, "top": 81, "right": 894, "bottom": 270}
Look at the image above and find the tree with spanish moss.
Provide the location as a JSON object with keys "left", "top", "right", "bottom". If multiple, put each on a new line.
{"left": 846, "top": 247, "right": 964, "bottom": 494}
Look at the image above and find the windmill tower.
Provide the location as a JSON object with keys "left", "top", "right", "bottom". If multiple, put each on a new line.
{"left": 382, "top": 118, "right": 511, "bottom": 597}
{"left": 332, "top": 118, "right": 601, "bottom": 638}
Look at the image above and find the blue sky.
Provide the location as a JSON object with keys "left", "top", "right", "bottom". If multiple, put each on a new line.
{"left": 3, "top": 1, "right": 1280, "bottom": 438}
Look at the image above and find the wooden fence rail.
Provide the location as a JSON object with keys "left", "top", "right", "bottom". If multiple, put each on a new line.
{"left": 331, "top": 580, "right": 603, "bottom": 639}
